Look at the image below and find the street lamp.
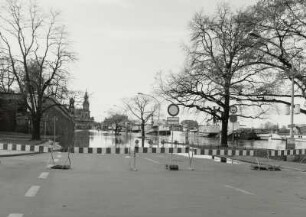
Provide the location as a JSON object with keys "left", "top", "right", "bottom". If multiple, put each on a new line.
{"left": 137, "top": 92, "right": 161, "bottom": 146}
{"left": 249, "top": 32, "right": 296, "bottom": 139}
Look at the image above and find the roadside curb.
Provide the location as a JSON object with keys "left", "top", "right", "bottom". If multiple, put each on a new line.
{"left": 0, "top": 151, "right": 42, "bottom": 157}
{"left": 231, "top": 157, "right": 306, "bottom": 172}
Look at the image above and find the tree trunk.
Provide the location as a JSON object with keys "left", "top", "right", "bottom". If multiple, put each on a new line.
{"left": 31, "top": 114, "right": 41, "bottom": 140}
{"left": 115, "top": 125, "right": 120, "bottom": 135}
{"left": 220, "top": 84, "right": 230, "bottom": 147}
{"left": 220, "top": 115, "right": 229, "bottom": 147}
{"left": 141, "top": 121, "right": 145, "bottom": 147}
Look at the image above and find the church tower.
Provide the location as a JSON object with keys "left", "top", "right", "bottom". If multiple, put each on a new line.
{"left": 83, "top": 91, "right": 89, "bottom": 111}
{"left": 82, "top": 91, "right": 90, "bottom": 119}
{"left": 74, "top": 90, "right": 93, "bottom": 129}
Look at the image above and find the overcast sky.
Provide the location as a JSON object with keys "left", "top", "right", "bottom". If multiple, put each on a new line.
{"left": 38, "top": 0, "right": 266, "bottom": 123}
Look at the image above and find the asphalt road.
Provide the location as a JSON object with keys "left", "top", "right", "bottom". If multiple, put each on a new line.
{"left": 1, "top": 152, "right": 306, "bottom": 217}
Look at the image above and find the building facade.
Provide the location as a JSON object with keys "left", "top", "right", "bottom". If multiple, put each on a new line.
{"left": 73, "top": 91, "right": 94, "bottom": 130}
{"left": 0, "top": 92, "right": 75, "bottom": 147}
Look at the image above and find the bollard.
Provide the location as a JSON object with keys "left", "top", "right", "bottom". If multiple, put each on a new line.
{"left": 188, "top": 146, "right": 194, "bottom": 171}
{"left": 174, "top": 140, "right": 178, "bottom": 148}
{"left": 161, "top": 139, "right": 165, "bottom": 148}
{"left": 130, "top": 140, "right": 139, "bottom": 171}
{"left": 132, "top": 149, "right": 137, "bottom": 171}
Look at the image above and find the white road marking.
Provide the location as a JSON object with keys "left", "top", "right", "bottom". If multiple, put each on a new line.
{"left": 38, "top": 172, "right": 49, "bottom": 179}
{"left": 224, "top": 185, "right": 255, "bottom": 196}
{"left": 141, "top": 157, "right": 161, "bottom": 164}
{"left": 25, "top": 185, "right": 40, "bottom": 197}
{"left": 7, "top": 214, "right": 23, "bottom": 217}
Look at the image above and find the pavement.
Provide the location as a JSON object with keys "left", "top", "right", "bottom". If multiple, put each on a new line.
{"left": 1, "top": 151, "right": 306, "bottom": 217}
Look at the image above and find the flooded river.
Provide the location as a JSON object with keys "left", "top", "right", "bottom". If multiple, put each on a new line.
{"left": 74, "top": 130, "right": 306, "bottom": 150}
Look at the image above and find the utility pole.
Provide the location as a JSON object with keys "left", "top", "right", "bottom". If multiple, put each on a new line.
{"left": 290, "top": 74, "right": 294, "bottom": 138}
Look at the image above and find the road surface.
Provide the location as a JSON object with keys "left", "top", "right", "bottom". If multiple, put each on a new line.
{"left": 1, "top": 152, "right": 306, "bottom": 217}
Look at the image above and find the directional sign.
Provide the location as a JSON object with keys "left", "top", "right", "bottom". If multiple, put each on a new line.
{"left": 229, "top": 105, "right": 238, "bottom": 114}
{"left": 167, "top": 117, "right": 180, "bottom": 125}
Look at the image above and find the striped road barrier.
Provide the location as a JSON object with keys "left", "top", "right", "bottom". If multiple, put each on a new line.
{"left": 1, "top": 143, "right": 306, "bottom": 157}
{"left": 0, "top": 143, "right": 50, "bottom": 153}
{"left": 69, "top": 147, "right": 306, "bottom": 157}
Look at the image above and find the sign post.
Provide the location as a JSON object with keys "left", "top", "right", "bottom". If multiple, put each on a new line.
{"left": 229, "top": 105, "right": 238, "bottom": 114}
{"left": 167, "top": 104, "right": 180, "bottom": 117}
{"left": 167, "top": 117, "right": 179, "bottom": 125}
{"left": 130, "top": 139, "right": 139, "bottom": 171}
{"left": 166, "top": 104, "right": 180, "bottom": 170}
{"left": 229, "top": 106, "right": 238, "bottom": 149}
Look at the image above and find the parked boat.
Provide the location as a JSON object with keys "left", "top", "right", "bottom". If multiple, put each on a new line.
{"left": 146, "top": 126, "right": 171, "bottom": 136}
{"left": 269, "top": 134, "right": 286, "bottom": 141}
{"left": 229, "top": 128, "right": 259, "bottom": 140}
{"left": 257, "top": 133, "right": 272, "bottom": 140}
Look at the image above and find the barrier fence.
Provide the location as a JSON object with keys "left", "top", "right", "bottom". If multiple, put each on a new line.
{"left": 0, "top": 143, "right": 49, "bottom": 153}
{"left": 1, "top": 143, "right": 306, "bottom": 157}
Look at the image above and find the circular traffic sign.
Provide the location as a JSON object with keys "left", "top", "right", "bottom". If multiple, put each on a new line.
{"left": 229, "top": 115, "right": 237, "bottom": 123}
{"left": 167, "top": 104, "right": 180, "bottom": 116}
{"left": 229, "top": 105, "right": 238, "bottom": 114}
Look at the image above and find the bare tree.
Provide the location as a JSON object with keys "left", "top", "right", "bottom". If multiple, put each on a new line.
{"left": 0, "top": 57, "right": 15, "bottom": 92}
{"left": 103, "top": 113, "right": 128, "bottom": 135}
{"left": 0, "top": 0, "right": 76, "bottom": 140}
{"left": 123, "top": 94, "right": 158, "bottom": 147}
{"left": 159, "top": 5, "right": 271, "bottom": 147}
{"left": 243, "top": 0, "right": 306, "bottom": 113}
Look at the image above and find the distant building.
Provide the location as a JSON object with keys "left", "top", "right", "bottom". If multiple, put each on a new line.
{"left": 73, "top": 91, "right": 94, "bottom": 129}
{"left": 0, "top": 92, "right": 75, "bottom": 147}
{"left": 0, "top": 93, "right": 27, "bottom": 132}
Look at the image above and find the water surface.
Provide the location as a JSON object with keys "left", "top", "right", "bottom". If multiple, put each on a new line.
{"left": 73, "top": 130, "right": 306, "bottom": 150}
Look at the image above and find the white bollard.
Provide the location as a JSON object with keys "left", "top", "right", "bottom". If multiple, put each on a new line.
{"left": 130, "top": 140, "right": 139, "bottom": 171}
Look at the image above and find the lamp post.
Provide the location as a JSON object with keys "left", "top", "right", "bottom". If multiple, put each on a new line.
{"left": 137, "top": 92, "right": 161, "bottom": 146}
{"left": 290, "top": 74, "right": 295, "bottom": 138}
{"left": 53, "top": 116, "right": 57, "bottom": 145}
{"left": 249, "top": 32, "right": 296, "bottom": 139}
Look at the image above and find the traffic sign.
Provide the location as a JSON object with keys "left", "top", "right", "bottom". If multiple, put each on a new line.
{"left": 229, "top": 115, "right": 237, "bottom": 123}
{"left": 167, "top": 104, "right": 180, "bottom": 116}
{"left": 229, "top": 105, "right": 238, "bottom": 114}
{"left": 167, "top": 117, "right": 180, "bottom": 125}
{"left": 286, "top": 138, "right": 295, "bottom": 149}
